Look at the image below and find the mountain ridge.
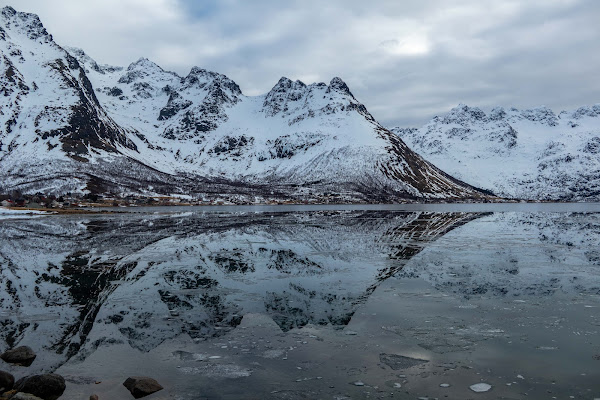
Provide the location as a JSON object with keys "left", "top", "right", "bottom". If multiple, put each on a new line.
{"left": 392, "top": 103, "right": 600, "bottom": 201}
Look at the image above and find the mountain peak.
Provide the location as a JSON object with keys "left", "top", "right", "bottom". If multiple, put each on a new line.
{"left": 1, "top": 6, "right": 16, "bottom": 16}
{"left": 183, "top": 67, "right": 242, "bottom": 96}
{"left": 442, "top": 103, "right": 487, "bottom": 124}
{"left": 1, "top": 6, "right": 49, "bottom": 41}
{"left": 188, "top": 66, "right": 214, "bottom": 76}
{"left": 128, "top": 57, "right": 162, "bottom": 70}
{"left": 327, "top": 77, "right": 353, "bottom": 97}
{"left": 270, "top": 76, "right": 307, "bottom": 92}
{"left": 262, "top": 76, "right": 311, "bottom": 116}
{"left": 118, "top": 57, "right": 173, "bottom": 84}
{"left": 185, "top": 66, "right": 219, "bottom": 82}
{"left": 489, "top": 107, "right": 507, "bottom": 121}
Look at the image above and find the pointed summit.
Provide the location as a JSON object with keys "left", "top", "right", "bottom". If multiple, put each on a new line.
{"left": 263, "top": 77, "right": 309, "bottom": 116}
{"left": 128, "top": 57, "right": 163, "bottom": 71}
{"left": 327, "top": 77, "right": 353, "bottom": 98}
{"left": 267, "top": 76, "right": 306, "bottom": 93}
{"left": 118, "top": 58, "right": 177, "bottom": 84}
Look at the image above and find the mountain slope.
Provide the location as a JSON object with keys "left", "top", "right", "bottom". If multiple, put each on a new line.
{"left": 0, "top": 6, "right": 195, "bottom": 196}
{"left": 392, "top": 104, "right": 600, "bottom": 201}
{"left": 0, "top": 6, "right": 488, "bottom": 201}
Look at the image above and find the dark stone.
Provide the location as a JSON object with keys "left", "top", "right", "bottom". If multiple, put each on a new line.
{"left": 90, "top": 395, "right": 99, "bottom": 400}
{"left": 122, "top": 377, "right": 163, "bottom": 399}
{"left": 1, "top": 346, "right": 36, "bottom": 366}
{"left": 13, "top": 374, "right": 65, "bottom": 400}
{"left": 0, "top": 370, "right": 14, "bottom": 392}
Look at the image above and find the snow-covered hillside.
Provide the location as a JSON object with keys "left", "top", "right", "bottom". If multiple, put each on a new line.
{"left": 392, "top": 104, "right": 600, "bottom": 201}
{"left": 0, "top": 6, "right": 487, "bottom": 201}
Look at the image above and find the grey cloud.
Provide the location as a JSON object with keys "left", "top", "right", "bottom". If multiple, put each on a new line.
{"left": 2, "top": 0, "right": 598, "bottom": 127}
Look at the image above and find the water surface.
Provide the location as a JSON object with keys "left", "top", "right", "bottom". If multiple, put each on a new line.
{"left": 0, "top": 205, "right": 599, "bottom": 399}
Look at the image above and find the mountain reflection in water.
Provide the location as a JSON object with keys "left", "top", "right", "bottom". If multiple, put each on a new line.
{"left": 0, "top": 211, "right": 480, "bottom": 373}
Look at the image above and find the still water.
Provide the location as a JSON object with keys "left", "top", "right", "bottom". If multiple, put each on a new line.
{"left": 0, "top": 205, "right": 599, "bottom": 399}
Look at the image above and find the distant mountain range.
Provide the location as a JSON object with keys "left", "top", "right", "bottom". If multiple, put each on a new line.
{"left": 391, "top": 103, "right": 600, "bottom": 201}
{"left": 0, "top": 6, "right": 487, "bottom": 203}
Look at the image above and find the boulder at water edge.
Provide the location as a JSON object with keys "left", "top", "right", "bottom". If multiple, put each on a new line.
{"left": 123, "top": 377, "right": 163, "bottom": 399}
{"left": 14, "top": 374, "right": 66, "bottom": 400}
{"left": 0, "top": 347, "right": 36, "bottom": 367}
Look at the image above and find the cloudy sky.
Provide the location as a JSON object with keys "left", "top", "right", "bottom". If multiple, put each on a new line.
{"left": 3, "top": 0, "right": 599, "bottom": 126}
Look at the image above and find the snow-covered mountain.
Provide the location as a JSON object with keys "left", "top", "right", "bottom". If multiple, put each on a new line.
{"left": 0, "top": 6, "right": 487, "bottom": 202}
{"left": 392, "top": 104, "right": 600, "bottom": 201}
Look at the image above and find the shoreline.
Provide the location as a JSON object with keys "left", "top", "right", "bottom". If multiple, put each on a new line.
{"left": 3, "top": 200, "right": 600, "bottom": 217}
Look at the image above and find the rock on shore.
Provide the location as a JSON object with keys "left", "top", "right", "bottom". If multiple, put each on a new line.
{"left": 13, "top": 374, "right": 66, "bottom": 400}
{"left": 0, "top": 347, "right": 37, "bottom": 367}
{"left": 123, "top": 377, "right": 163, "bottom": 399}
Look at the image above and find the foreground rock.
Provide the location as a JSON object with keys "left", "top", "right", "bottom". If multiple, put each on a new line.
{"left": 0, "top": 347, "right": 36, "bottom": 367}
{"left": 14, "top": 374, "right": 66, "bottom": 400}
{"left": 123, "top": 377, "right": 163, "bottom": 399}
{"left": 0, "top": 371, "right": 14, "bottom": 392}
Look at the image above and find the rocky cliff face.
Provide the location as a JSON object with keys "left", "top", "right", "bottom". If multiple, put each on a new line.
{"left": 392, "top": 104, "right": 600, "bottom": 201}
{"left": 0, "top": 6, "right": 489, "bottom": 201}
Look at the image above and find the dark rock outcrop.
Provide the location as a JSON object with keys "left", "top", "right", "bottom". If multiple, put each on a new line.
{"left": 122, "top": 377, "right": 163, "bottom": 399}
{"left": 13, "top": 374, "right": 65, "bottom": 400}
